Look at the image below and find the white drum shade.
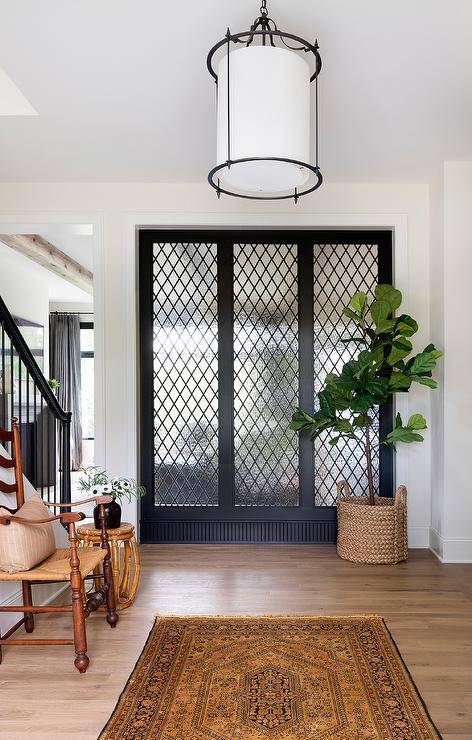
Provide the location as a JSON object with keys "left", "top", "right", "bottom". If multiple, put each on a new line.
{"left": 217, "top": 45, "right": 311, "bottom": 193}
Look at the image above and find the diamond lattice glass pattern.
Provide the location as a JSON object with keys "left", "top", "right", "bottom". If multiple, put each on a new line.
{"left": 234, "top": 243, "right": 299, "bottom": 507}
{"left": 314, "top": 244, "right": 380, "bottom": 506}
{"left": 153, "top": 242, "right": 218, "bottom": 506}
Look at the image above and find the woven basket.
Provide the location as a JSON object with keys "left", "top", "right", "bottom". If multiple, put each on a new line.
{"left": 336, "top": 481, "right": 408, "bottom": 564}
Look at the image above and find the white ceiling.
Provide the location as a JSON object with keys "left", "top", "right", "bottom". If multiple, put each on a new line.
{"left": 48, "top": 232, "right": 94, "bottom": 272}
{"left": 0, "top": 0, "right": 471, "bottom": 184}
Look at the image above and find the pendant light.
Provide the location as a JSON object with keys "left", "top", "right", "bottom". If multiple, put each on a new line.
{"left": 207, "top": 0, "right": 322, "bottom": 202}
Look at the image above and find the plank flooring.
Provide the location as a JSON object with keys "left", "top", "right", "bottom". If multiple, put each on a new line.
{"left": 0, "top": 546, "right": 471, "bottom": 739}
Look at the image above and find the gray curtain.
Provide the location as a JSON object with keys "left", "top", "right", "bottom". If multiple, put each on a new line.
{"left": 49, "top": 313, "right": 83, "bottom": 470}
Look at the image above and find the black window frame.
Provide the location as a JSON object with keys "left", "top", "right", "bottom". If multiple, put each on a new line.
{"left": 138, "top": 229, "right": 394, "bottom": 543}
{"left": 80, "top": 321, "right": 94, "bottom": 442}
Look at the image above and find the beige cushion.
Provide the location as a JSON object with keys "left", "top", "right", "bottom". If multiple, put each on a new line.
{"left": 0, "top": 494, "right": 56, "bottom": 573}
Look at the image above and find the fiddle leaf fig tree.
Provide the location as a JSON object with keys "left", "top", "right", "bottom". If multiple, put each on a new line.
{"left": 290, "top": 284, "right": 442, "bottom": 505}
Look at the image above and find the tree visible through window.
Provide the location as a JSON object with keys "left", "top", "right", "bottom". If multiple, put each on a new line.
{"left": 80, "top": 323, "right": 94, "bottom": 440}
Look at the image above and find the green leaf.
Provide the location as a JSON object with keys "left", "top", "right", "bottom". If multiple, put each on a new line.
{"left": 351, "top": 393, "right": 376, "bottom": 413}
{"left": 387, "top": 336, "right": 413, "bottom": 366}
{"left": 350, "top": 291, "right": 367, "bottom": 316}
{"left": 407, "top": 413, "right": 427, "bottom": 430}
{"left": 427, "top": 345, "right": 441, "bottom": 356}
{"left": 379, "top": 320, "right": 397, "bottom": 334}
{"left": 343, "top": 307, "right": 361, "bottom": 322}
{"left": 289, "top": 409, "right": 319, "bottom": 431}
{"left": 365, "top": 377, "right": 389, "bottom": 399}
{"left": 375, "top": 284, "right": 402, "bottom": 311}
{"left": 331, "top": 376, "right": 359, "bottom": 391}
{"left": 370, "top": 299, "right": 390, "bottom": 326}
{"left": 382, "top": 410, "right": 426, "bottom": 446}
{"left": 333, "top": 419, "right": 353, "bottom": 433}
{"left": 353, "top": 414, "right": 373, "bottom": 427}
{"left": 342, "top": 361, "right": 358, "bottom": 378}
{"left": 385, "top": 428, "right": 424, "bottom": 445}
{"left": 410, "top": 350, "right": 441, "bottom": 375}
{"left": 371, "top": 344, "right": 386, "bottom": 364}
{"left": 389, "top": 372, "right": 412, "bottom": 391}
{"left": 326, "top": 382, "right": 353, "bottom": 410}
{"left": 354, "top": 350, "right": 375, "bottom": 378}
{"left": 395, "top": 314, "right": 418, "bottom": 337}
{"left": 318, "top": 389, "right": 337, "bottom": 418}
{"left": 410, "top": 375, "right": 438, "bottom": 389}
{"left": 309, "top": 421, "right": 334, "bottom": 441}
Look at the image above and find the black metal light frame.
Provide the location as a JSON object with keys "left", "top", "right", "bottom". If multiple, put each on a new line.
{"left": 207, "top": 2, "right": 323, "bottom": 203}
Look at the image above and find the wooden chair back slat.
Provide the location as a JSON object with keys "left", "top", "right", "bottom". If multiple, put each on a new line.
{"left": 0, "top": 456, "right": 15, "bottom": 469}
{"left": 0, "top": 428, "right": 13, "bottom": 442}
{"left": 0, "top": 481, "right": 18, "bottom": 494}
{"left": 0, "top": 419, "right": 24, "bottom": 507}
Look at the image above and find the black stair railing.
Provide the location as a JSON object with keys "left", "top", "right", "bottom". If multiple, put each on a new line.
{"left": 0, "top": 295, "right": 71, "bottom": 504}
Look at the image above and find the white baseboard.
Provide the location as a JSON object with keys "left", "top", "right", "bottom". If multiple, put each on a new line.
{"left": 408, "top": 525, "right": 430, "bottom": 549}
{"left": 429, "top": 527, "right": 472, "bottom": 563}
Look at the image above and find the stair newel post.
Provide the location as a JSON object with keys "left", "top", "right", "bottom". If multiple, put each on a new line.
{"left": 98, "top": 503, "right": 119, "bottom": 628}
{"left": 69, "top": 520, "right": 89, "bottom": 672}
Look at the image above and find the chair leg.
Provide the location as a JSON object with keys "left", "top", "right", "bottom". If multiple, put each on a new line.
{"left": 69, "top": 522, "right": 89, "bottom": 673}
{"left": 22, "top": 582, "right": 34, "bottom": 633}
{"left": 98, "top": 505, "right": 119, "bottom": 628}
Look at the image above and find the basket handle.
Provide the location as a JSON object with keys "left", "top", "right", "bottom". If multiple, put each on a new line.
{"left": 394, "top": 485, "right": 407, "bottom": 507}
{"left": 336, "top": 480, "right": 351, "bottom": 503}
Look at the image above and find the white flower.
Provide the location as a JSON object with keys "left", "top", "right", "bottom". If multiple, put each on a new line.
{"left": 93, "top": 483, "right": 113, "bottom": 495}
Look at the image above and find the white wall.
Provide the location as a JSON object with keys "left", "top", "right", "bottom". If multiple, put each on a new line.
{"left": 434, "top": 163, "right": 472, "bottom": 562}
{"left": 0, "top": 181, "right": 432, "bottom": 548}
{"left": 429, "top": 169, "right": 445, "bottom": 557}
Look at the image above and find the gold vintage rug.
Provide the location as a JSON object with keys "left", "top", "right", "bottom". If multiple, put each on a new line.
{"left": 100, "top": 616, "right": 440, "bottom": 740}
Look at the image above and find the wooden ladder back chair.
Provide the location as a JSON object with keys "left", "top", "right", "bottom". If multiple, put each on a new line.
{"left": 0, "top": 418, "right": 118, "bottom": 672}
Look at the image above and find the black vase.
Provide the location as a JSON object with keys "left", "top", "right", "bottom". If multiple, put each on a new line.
{"left": 93, "top": 499, "right": 121, "bottom": 530}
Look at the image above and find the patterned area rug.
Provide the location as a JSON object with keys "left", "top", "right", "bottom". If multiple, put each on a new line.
{"left": 100, "top": 616, "right": 440, "bottom": 740}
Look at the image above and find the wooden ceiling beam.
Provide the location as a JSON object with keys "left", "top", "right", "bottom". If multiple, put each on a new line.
{"left": 0, "top": 234, "right": 93, "bottom": 295}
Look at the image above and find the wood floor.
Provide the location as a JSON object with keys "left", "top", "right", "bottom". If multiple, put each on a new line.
{"left": 0, "top": 546, "right": 471, "bottom": 739}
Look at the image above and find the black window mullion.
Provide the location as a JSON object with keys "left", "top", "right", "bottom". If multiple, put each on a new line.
{"left": 139, "top": 233, "right": 155, "bottom": 525}
{"left": 217, "top": 237, "right": 234, "bottom": 513}
{"left": 377, "top": 232, "right": 394, "bottom": 497}
{"left": 298, "top": 238, "right": 315, "bottom": 509}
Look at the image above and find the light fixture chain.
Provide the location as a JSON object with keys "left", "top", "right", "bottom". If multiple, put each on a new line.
{"left": 260, "top": 0, "right": 268, "bottom": 17}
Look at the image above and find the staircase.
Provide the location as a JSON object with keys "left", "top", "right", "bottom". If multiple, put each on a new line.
{"left": 0, "top": 295, "right": 71, "bottom": 504}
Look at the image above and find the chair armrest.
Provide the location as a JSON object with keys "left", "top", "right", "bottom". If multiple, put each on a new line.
{"left": 40, "top": 495, "right": 113, "bottom": 508}
{"left": 0, "top": 512, "right": 85, "bottom": 526}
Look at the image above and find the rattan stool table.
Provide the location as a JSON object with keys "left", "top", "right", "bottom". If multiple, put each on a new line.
{"left": 77, "top": 522, "right": 140, "bottom": 610}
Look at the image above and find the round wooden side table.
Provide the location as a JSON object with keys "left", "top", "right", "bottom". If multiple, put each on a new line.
{"left": 77, "top": 522, "right": 140, "bottom": 610}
